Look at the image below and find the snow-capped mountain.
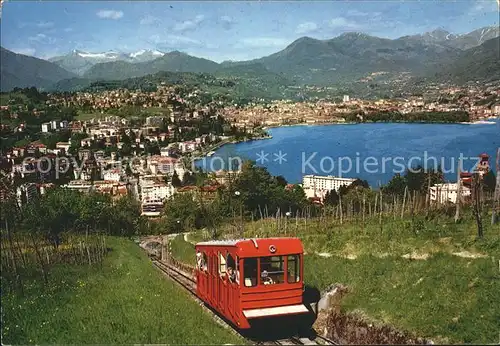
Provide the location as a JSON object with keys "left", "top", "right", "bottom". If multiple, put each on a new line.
{"left": 404, "top": 26, "right": 499, "bottom": 50}
{"left": 128, "top": 49, "right": 165, "bottom": 62}
{"left": 49, "top": 49, "right": 165, "bottom": 75}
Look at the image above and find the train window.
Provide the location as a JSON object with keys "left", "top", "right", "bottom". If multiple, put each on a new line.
{"left": 243, "top": 258, "right": 257, "bottom": 287}
{"left": 287, "top": 255, "right": 300, "bottom": 283}
{"left": 260, "top": 256, "right": 284, "bottom": 285}
{"left": 235, "top": 256, "right": 240, "bottom": 284}
{"left": 196, "top": 251, "right": 208, "bottom": 271}
{"left": 227, "top": 254, "right": 236, "bottom": 283}
{"left": 202, "top": 252, "right": 208, "bottom": 272}
{"left": 219, "top": 252, "right": 226, "bottom": 277}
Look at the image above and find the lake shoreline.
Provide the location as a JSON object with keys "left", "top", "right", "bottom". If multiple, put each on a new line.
{"left": 197, "top": 118, "right": 499, "bottom": 186}
{"left": 262, "top": 118, "right": 499, "bottom": 130}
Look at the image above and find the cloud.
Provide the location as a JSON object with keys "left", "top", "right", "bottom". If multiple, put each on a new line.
{"left": 64, "top": 27, "right": 73, "bottom": 33}
{"left": 328, "top": 17, "right": 361, "bottom": 30}
{"left": 219, "top": 16, "right": 236, "bottom": 30}
{"left": 149, "top": 34, "right": 203, "bottom": 49}
{"left": 11, "top": 47, "right": 36, "bottom": 56}
{"left": 140, "top": 15, "right": 160, "bottom": 26}
{"left": 28, "top": 33, "right": 56, "bottom": 45}
{"left": 346, "top": 10, "right": 382, "bottom": 17}
{"left": 469, "top": 0, "right": 499, "bottom": 15}
{"left": 236, "top": 37, "right": 289, "bottom": 49}
{"left": 36, "top": 21, "right": 54, "bottom": 29}
{"left": 96, "top": 10, "right": 124, "bottom": 20}
{"left": 173, "top": 15, "right": 204, "bottom": 32}
{"left": 296, "top": 22, "right": 319, "bottom": 34}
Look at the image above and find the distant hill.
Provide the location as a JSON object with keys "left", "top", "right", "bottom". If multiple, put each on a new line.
{"left": 432, "top": 37, "right": 500, "bottom": 83}
{"left": 49, "top": 49, "right": 166, "bottom": 75}
{"left": 2, "top": 26, "right": 499, "bottom": 94}
{"left": 83, "top": 51, "right": 220, "bottom": 80}
{"left": 246, "top": 32, "right": 462, "bottom": 85}
{"left": 215, "top": 62, "right": 292, "bottom": 85}
{"left": 1, "top": 47, "right": 76, "bottom": 92}
{"left": 402, "top": 26, "right": 499, "bottom": 50}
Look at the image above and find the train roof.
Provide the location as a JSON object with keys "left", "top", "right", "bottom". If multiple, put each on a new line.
{"left": 196, "top": 237, "right": 300, "bottom": 246}
{"left": 195, "top": 237, "right": 303, "bottom": 257}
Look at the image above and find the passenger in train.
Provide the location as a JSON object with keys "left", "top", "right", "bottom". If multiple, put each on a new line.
{"left": 261, "top": 270, "right": 274, "bottom": 285}
{"left": 196, "top": 251, "right": 202, "bottom": 268}
{"left": 227, "top": 267, "right": 236, "bottom": 282}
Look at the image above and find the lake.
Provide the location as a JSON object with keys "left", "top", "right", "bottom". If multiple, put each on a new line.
{"left": 196, "top": 120, "right": 500, "bottom": 186}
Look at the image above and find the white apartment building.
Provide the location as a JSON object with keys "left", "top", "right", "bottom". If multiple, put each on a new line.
{"left": 50, "top": 120, "right": 59, "bottom": 130}
{"left": 102, "top": 169, "right": 121, "bottom": 182}
{"left": 302, "top": 175, "right": 357, "bottom": 199}
{"left": 63, "top": 180, "right": 93, "bottom": 193}
{"left": 56, "top": 142, "right": 71, "bottom": 153}
{"left": 430, "top": 183, "right": 471, "bottom": 204}
{"left": 141, "top": 199, "right": 164, "bottom": 217}
{"left": 16, "top": 183, "right": 38, "bottom": 206}
{"left": 41, "top": 122, "right": 51, "bottom": 133}
{"left": 148, "top": 155, "right": 184, "bottom": 176}
{"left": 140, "top": 181, "right": 175, "bottom": 203}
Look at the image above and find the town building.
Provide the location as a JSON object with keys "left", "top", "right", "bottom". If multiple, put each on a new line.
{"left": 302, "top": 175, "right": 357, "bottom": 200}
{"left": 430, "top": 183, "right": 471, "bottom": 204}
{"left": 16, "top": 183, "right": 38, "bottom": 206}
{"left": 41, "top": 122, "right": 51, "bottom": 133}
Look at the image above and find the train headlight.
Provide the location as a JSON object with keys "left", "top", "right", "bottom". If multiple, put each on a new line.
{"left": 269, "top": 245, "right": 276, "bottom": 253}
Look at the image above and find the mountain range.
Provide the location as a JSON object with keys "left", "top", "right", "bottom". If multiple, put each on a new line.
{"left": 1, "top": 26, "right": 499, "bottom": 92}
{"left": 48, "top": 49, "right": 167, "bottom": 75}
{"left": 1, "top": 47, "right": 76, "bottom": 92}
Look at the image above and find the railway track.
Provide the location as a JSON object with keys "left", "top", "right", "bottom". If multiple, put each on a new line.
{"left": 152, "top": 259, "right": 338, "bottom": 345}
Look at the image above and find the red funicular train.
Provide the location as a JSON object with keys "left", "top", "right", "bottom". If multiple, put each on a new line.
{"left": 195, "top": 237, "right": 309, "bottom": 329}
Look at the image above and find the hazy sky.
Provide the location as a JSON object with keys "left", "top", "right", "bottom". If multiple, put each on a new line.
{"left": 1, "top": 0, "right": 498, "bottom": 62}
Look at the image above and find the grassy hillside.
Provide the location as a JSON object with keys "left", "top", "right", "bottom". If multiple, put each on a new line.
{"left": 1, "top": 47, "right": 76, "bottom": 92}
{"left": 431, "top": 37, "right": 500, "bottom": 83}
{"left": 1, "top": 237, "right": 244, "bottom": 344}
{"left": 170, "top": 214, "right": 500, "bottom": 344}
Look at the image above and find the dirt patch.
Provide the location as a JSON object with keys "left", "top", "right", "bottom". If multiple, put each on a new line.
{"left": 402, "top": 252, "right": 431, "bottom": 260}
{"left": 316, "top": 284, "right": 433, "bottom": 345}
{"left": 452, "top": 251, "right": 488, "bottom": 259}
{"left": 313, "top": 284, "right": 349, "bottom": 336}
{"left": 325, "top": 310, "right": 433, "bottom": 345}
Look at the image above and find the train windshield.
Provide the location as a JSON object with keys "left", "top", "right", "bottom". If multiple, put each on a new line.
{"left": 287, "top": 255, "right": 300, "bottom": 283}
{"left": 243, "top": 258, "right": 258, "bottom": 287}
{"left": 242, "top": 255, "right": 301, "bottom": 287}
{"left": 260, "top": 256, "right": 284, "bottom": 284}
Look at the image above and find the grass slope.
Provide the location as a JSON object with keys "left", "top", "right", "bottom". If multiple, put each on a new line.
{"left": 170, "top": 215, "right": 500, "bottom": 344}
{"left": 1, "top": 237, "right": 243, "bottom": 344}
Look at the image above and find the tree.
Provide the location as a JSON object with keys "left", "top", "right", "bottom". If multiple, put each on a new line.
{"left": 324, "top": 189, "right": 340, "bottom": 206}
{"left": 171, "top": 170, "right": 182, "bottom": 187}
{"left": 182, "top": 171, "right": 196, "bottom": 186}
{"left": 161, "top": 193, "right": 200, "bottom": 233}
{"left": 483, "top": 170, "right": 496, "bottom": 193}
{"left": 384, "top": 173, "right": 406, "bottom": 196}
{"left": 275, "top": 175, "right": 288, "bottom": 187}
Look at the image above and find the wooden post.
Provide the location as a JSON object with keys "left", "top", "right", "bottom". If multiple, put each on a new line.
{"left": 492, "top": 148, "right": 500, "bottom": 225}
{"left": 339, "top": 193, "right": 343, "bottom": 225}
{"left": 379, "top": 183, "right": 383, "bottom": 232}
{"left": 401, "top": 186, "right": 407, "bottom": 219}
{"left": 472, "top": 173, "right": 484, "bottom": 238}
{"left": 393, "top": 196, "right": 397, "bottom": 221}
{"left": 426, "top": 173, "right": 431, "bottom": 216}
{"left": 362, "top": 192, "right": 366, "bottom": 226}
{"left": 455, "top": 157, "right": 462, "bottom": 223}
